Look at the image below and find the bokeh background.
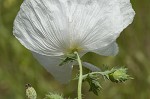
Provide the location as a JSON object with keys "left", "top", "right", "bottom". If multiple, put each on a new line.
{"left": 0, "top": 0, "right": 150, "bottom": 99}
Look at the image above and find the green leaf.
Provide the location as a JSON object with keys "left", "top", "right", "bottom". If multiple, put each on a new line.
{"left": 83, "top": 74, "right": 102, "bottom": 96}
{"left": 59, "top": 53, "right": 77, "bottom": 66}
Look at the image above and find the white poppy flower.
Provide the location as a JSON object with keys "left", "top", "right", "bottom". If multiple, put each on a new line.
{"left": 13, "top": 0, "right": 135, "bottom": 83}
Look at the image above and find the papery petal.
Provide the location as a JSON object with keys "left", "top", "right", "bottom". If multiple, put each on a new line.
{"left": 118, "top": 0, "right": 135, "bottom": 29}
{"left": 13, "top": 0, "right": 135, "bottom": 56}
{"left": 66, "top": 0, "right": 135, "bottom": 51}
{"left": 92, "top": 42, "right": 118, "bottom": 56}
{"left": 13, "top": 0, "right": 70, "bottom": 56}
{"left": 32, "top": 52, "right": 73, "bottom": 84}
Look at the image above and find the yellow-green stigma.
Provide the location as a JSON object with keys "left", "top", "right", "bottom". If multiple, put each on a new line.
{"left": 66, "top": 43, "right": 83, "bottom": 55}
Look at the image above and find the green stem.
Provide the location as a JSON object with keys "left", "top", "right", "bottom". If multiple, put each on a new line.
{"left": 82, "top": 70, "right": 115, "bottom": 80}
{"left": 82, "top": 71, "right": 108, "bottom": 78}
{"left": 74, "top": 52, "right": 82, "bottom": 99}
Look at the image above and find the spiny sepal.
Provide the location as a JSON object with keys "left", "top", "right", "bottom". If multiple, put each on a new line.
{"left": 105, "top": 68, "right": 133, "bottom": 83}
{"left": 44, "top": 92, "right": 64, "bottom": 99}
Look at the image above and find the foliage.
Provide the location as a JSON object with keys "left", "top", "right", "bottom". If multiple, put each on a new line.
{"left": 59, "top": 53, "right": 77, "bottom": 66}
{"left": 82, "top": 67, "right": 132, "bottom": 96}
{"left": 83, "top": 74, "right": 101, "bottom": 96}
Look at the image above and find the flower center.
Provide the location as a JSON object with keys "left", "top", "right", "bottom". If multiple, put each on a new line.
{"left": 65, "top": 43, "right": 83, "bottom": 55}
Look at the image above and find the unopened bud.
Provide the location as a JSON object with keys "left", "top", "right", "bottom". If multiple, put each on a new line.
{"left": 108, "top": 68, "right": 133, "bottom": 83}
{"left": 44, "top": 92, "right": 64, "bottom": 99}
{"left": 26, "top": 84, "right": 37, "bottom": 99}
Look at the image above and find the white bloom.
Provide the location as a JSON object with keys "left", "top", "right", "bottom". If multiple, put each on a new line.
{"left": 13, "top": 0, "right": 135, "bottom": 83}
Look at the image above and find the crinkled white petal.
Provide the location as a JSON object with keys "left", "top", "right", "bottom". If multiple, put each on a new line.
{"left": 63, "top": 0, "right": 135, "bottom": 53}
{"left": 13, "top": 0, "right": 135, "bottom": 56}
{"left": 13, "top": 0, "right": 70, "bottom": 56}
{"left": 32, "top": 52, "right": 73, "bottom": 84}
{"left": 92, "top": 42, "right": 119, "bottom": 56}
{"left": 118, "top": 0, "right": 135, "bottom": 29}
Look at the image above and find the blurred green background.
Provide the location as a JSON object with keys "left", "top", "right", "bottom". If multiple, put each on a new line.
{"left": 0, "top": 0, "right": 150, "bottom": 99}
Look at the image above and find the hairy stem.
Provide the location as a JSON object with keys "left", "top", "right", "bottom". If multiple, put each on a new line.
{"left": 82, "top": 71, "right": 112, "bottom": 79}
{"left": 74, "top": 52, "right": 82, "bottom": 99}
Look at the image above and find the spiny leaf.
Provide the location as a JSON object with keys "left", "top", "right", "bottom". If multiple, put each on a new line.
{"left": 59, "top": 53, "right": 77, "bottom": 66}
{"left": 83, "top": 74, "right": 102, "bottom": 96}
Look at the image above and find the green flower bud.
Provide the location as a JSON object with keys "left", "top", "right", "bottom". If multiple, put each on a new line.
{"left": 108, "top": 68, "right": 133, "bottom": 83}
{"left": 44, "top": 92, "right": 64, "bottom": 99}
{"left": 26, "top": 84, "right": 37, "bottom": 99}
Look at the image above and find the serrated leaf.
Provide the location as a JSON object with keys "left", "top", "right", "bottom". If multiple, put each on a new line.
{"left": 83, "top": 74, "right": 101, "bottom": 96}
{"left": 59, "top": 53, "right": 77, "bottom": 66}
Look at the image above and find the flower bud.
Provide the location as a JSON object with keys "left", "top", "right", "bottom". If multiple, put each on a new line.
{"left": 44, "top": 92, "right": 64, "bottom": 99}
{"left": 108, "top": 68, "right": 132, "bottom": 83}
{"left": 26, "top": 84, "right": 37, "bottom": 99}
